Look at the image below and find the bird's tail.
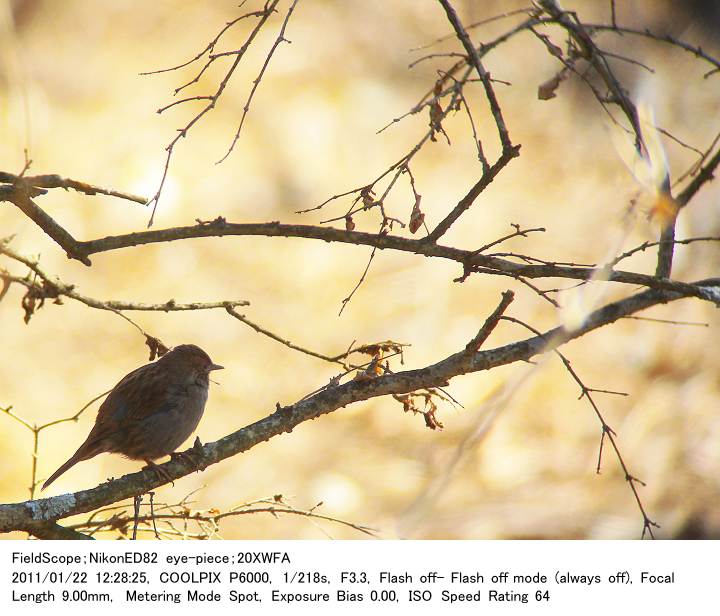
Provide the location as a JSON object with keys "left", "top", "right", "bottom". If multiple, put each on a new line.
{"left": 42, "top": 443, "right": 97, "bottom": 490}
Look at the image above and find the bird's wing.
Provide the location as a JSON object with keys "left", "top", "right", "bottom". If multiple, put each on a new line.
{"left": 84, "top": 362, "right": 179, "bottom": 444}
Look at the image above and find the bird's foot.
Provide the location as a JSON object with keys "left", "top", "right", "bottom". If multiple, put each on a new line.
{"left": 142, "top": 460, "right": 174, "bottom": 486}
{"left": 171, "top": 437, "right": 206, "bottom": 471}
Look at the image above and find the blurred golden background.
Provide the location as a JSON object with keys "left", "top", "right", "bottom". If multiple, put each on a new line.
{"left": 1, "top": 0, "right": 719, "bottom": 539}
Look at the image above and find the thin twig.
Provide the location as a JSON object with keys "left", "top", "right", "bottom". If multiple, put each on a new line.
{"left": 339, "top": 246, "right": 377, "bottom": 316}
{"left": 0, "top": 171, "right": 146, "bottom": 204}
{"left": 219, "top": 0, "right": 301, "bottom": 163}
{"left": 146, "top": 1, "right": 281, "bottom": 225}
{"left": 501, "top": 315, "right": 657, "bottom": 538}
{"left": 438, "top": 0, "right": 513, "bottom": 150}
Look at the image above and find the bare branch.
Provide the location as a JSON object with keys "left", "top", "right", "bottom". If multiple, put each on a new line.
{"left": 0, "top": 187, "right": 90, "bottom": 265}
{"left": 0, "top": 171, "right": 146, "bottom": 204}
{"left": 139, "top": 2, "right": 264, "bottom": 75}
{"left": 438, "top": 0, "right": 513, "bottom": 150}
{"left": 0, "top": 280, "right": 709, "bottom": 536}
{"left": 585, "top": 22, "right": 720, "bottom": 75}
{"left": 425, "top": 146, "right": 521, "bottom": 242}
{"left": 60, "top": 220, "right": 720, "bottom": 302}
{"left": 226, "top": 306, "right": 347, "bottom": 366}
{"left": 464, "top": 290, "right": 514, "bottom": 353}
{"left": 218, "top": 0, "right": 301, "bottom": 163}
{"left": 538, "top": 0, "right": 644, "bottom": 150}
{"left": 145, "top": 0, "right": 282, "bottom": 225}
{"left": 501, "top": 316, "right": 657, "bottom": 538}
{"left": 0, "top": 243, "right": 249, "bottom": 320}
{"left": 676, "top": 146, "right": 720, "bottom": 208}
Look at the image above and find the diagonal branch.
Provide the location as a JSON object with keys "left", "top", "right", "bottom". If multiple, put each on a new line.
{"left": 425, "top": 145, "right": 520, "bottom": 242}
{"left": 538, "top": 0, "right": 643, "bottom": 148}
{"left": 0, "top": 280, "right": 708, "bottom": 536}
{"left": 146, "top": 0, "right": 282, "bottom": 225}
{"left": 676, "top": 145, "right": 720, "bottom": 208}
{"left": 464, "top": 289, "right": 514, "bottom": 352}
{"left": 1, "top": 187, "right": 90, "bottom": 265}
{"left": 218, "top": 0, "right": 301, "bottom": 163}
{"left": 226, "top": 306, "right": 346, "bottom": 366}
{"left": 438, "top": 0, "right": 512, "bottom": 150}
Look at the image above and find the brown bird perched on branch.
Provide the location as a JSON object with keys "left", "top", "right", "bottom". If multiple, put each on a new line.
{"left": 42, "top": 344, "right": 223, "bottom": 490}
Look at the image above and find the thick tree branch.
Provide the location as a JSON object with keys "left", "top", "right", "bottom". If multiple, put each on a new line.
{"left": 28, "top": 522, "right": 94, "bottom": 540}
{"left": 73, "top": 220, "right": 719, "bottom": 301}
{"left": 1, "top": 187, "right": 90, "bottom": 265}
{"left": 2, "top": 195, "right": 716, "bottom": 300}
{"left": 0, "top": 281, "right": 712, "bottom": 536}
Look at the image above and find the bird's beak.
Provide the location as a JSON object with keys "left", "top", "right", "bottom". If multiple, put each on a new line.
{"left": 209, "top": 363, "right": 224, "bottom": 371}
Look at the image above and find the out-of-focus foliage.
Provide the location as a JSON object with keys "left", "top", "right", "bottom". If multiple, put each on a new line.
{"left": 1, "top": 0, "right": 719, "bottom": 538}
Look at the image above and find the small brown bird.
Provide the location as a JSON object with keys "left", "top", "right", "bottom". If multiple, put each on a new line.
{"left": 42, "top": 344, "right": 223, "bottom": 490}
